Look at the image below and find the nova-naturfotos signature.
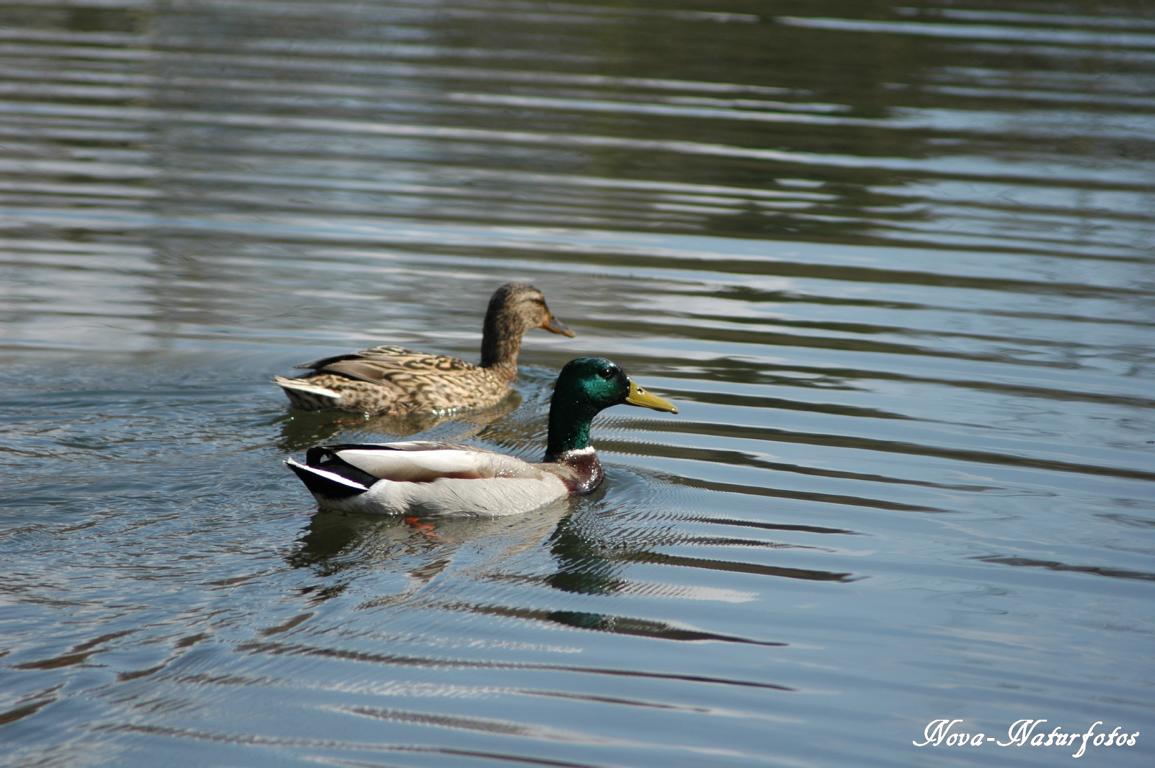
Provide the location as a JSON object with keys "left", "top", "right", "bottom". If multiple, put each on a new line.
{"left": 914, "top": 719, "right": 1140, "bottom": 759}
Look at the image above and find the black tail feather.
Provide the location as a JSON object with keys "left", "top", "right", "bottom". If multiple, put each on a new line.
{"left": 304, "top": 447, "right": 381, "bottom": 486}
{"left": 286, "top": 458, "right": 369, "bottom": 499}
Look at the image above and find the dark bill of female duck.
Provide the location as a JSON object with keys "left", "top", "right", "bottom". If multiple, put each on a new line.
{"left": 284, "top": 357, "right": 678, "bottom": 517}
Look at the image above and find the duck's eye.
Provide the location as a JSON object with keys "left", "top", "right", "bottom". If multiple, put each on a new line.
{"left": 598, "top": 367, "right": 616, "bottom": 380}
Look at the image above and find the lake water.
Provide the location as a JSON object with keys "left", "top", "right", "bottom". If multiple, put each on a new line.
{"left": 2, "top": 1, "right": 1154, "bottom": 766}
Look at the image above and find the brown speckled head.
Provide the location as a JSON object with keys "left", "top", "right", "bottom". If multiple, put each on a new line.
{"left": 479, "top": 283, "right": 574, "bottom": 375}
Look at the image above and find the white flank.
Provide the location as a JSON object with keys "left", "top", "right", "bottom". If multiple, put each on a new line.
{"left": 316, "top": 474, "right": 570, "bottom": 517}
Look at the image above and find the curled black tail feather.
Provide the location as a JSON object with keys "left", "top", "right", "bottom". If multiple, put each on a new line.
{"left": 286, "top": 448, "right": 379, "bottom": 499}
{"left": 304, "top": 446, "right": 378, "bottom": 487}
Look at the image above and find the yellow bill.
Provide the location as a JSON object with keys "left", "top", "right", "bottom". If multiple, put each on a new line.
{"left": 625, "top": 378, "right": 678, "bottom": 413}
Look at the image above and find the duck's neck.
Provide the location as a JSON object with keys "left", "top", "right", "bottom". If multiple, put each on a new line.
{"left": 479, "top": 312, "right": 522, "bottom": 380}
{"left": 550, "top": 445, "right": 604, "bottom": 495}
{"left": 545, "top": 408, "right": 595, "bottom": 462}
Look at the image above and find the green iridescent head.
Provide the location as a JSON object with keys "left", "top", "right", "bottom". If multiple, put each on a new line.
{"left": 545, "top": 357, "right": 677, "bottom": 459}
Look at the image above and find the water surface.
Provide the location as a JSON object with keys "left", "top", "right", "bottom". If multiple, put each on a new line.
{"left": 2, "top": 1, "right": 1154, "bottom": 766}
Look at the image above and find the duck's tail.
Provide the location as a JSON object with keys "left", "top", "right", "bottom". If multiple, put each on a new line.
{"left": 284, "top": 457, "right": 371, "bottom": 499}
{"left": 273, "top": 375, "right": 342, "bottom": 410}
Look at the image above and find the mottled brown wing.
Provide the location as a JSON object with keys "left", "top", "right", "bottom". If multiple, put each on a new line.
{"left": 299, "top": 346, "right": 479, "bottom": 385}
{"left": 295, "top": 345, "right": 416, "bottom": 371}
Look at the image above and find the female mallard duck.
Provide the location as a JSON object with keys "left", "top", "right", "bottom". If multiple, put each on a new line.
{"left": 274, "top": 283, "right": 574, "bottom": 415}
{"left": 285, "top": 357, "right": 677, "bottom": 516}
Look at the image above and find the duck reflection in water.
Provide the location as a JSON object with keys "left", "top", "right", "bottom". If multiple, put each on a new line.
{"left": 274, "top": 391, "right": 522, "bottom": 454}
{"left": 287, "top": 489, "right": 764, "bottom": 647}
{"left": 286, "top": 499, "right": 572, "bottom": 607}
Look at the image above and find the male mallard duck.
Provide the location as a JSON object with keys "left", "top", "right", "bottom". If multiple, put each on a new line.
{"left": 285, "top": 357, "right": 677, "bottom": 516}
{"left": 274, "top": 283, "right": 574, "bottom": 415}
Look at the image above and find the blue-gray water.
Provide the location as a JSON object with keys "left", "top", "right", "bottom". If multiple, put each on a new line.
{"left": 2, "top": 1, "right": 1154, "bottom": 766}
